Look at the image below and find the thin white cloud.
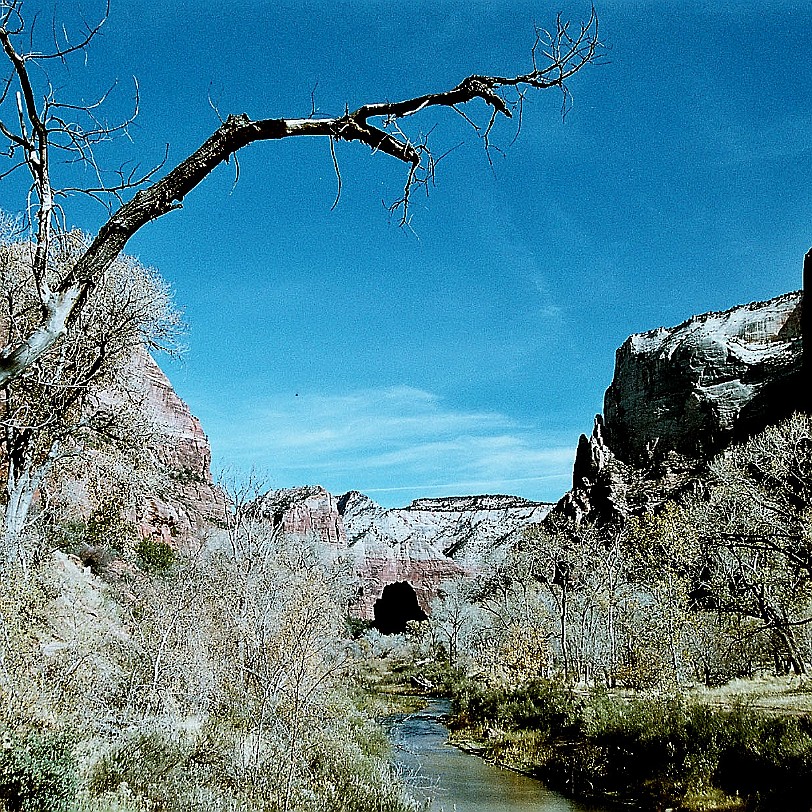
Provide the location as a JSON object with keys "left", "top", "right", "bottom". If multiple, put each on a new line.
{"left": 205, "top": 386, "right": 575, "bottom": 506}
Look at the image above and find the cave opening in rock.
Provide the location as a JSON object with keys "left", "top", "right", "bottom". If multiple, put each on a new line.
{"left": 373, "top": 581, "right": 428, "bottom": 635}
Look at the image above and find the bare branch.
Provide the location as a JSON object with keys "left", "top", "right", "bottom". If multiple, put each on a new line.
{"left": 33, "top": 0, "right": 109, "bottom": 61}
{"left": 0, "top": 5, "right": 601, "bottom": 387}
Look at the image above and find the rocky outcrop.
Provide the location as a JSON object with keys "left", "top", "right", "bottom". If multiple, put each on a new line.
{"left": 253, "top": 485, "right": 346, "bottom": 545}
{"left": 261, "top": 487, "right": 552, "bottom": 619}
{"left": 129, "top": 349, "right": 225, "bottom": 540}
{"left": 559, "top": 414, "right": 701, "bottom": 524}
{"left": 603, "top": 291, "right": 802, "bottom": 466}
{"left": 560, "top": 290, "right": 804, "bottom": 523}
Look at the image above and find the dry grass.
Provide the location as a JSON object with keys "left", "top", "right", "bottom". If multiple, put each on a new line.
{"left": 686, "top": 676, "right": 812, "bottom": 716}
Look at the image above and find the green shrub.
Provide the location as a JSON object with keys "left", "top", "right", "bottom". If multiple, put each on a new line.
{"left": 0, "top": 724, "right": 78, "bottom": 812}
{"left": 87, "top": 729, "right": 218, "bottom": 811}
{"left": 716, "top": 712, "right": 812, "bottom": 810}
{"left": 451, "top": 683, "right": 812, "bottom": 811}
{"left": 135, "top": 538, "right": 176, "bottom": 574}
{"left": 451, "top": 679, "right": 580, "bottom": 739}
{"left": 51, "top": 501, "right": 137, "bottom": 572}
{"left": 306, "top": 709, "right": 419, "bottom": 812}
{"left": 346, "top": 616, "right": 375, "bottom": 640}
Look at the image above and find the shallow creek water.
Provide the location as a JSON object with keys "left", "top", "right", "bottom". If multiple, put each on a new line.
{"left": 387, "top": 699, "right": 605, "bottom": 812}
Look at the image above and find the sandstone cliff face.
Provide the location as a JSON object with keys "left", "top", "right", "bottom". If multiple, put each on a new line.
{"left": 129, "top": 349, "right": 225, "bottom": 540}
{"left": 341, "top": 492, "right": 551, "bottom": 618}
{"left": 262, "top": 487, "right": 552, "bottom": 619}
{"left": 603, "top": 291, "right": 802, "bottom": 466}
{"left": 379, "top": 494, "right": 552, "bottom": 564}
{"left": 253, "top": 485, "right": 346, "bottom": 545}
{"left": 560, "top": 290, "right": 803, "bottom": 523}
{"left": 5, "top": 345, "right": 224, "bottom": 542}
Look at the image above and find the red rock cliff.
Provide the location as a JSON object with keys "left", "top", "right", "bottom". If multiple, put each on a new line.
{"left": 129, "top": 349, "right": 225, "bottom": 540}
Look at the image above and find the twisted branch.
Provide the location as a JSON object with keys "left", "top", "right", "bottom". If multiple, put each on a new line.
{"left": 0, "top": 3, "right": 601, "bottom": 386}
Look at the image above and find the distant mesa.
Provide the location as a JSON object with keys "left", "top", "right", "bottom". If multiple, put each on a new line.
{"left": 259, "top": 484, "right": 553, "bottom": 622}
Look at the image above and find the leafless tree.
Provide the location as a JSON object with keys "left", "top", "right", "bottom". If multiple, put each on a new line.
{"left": 0, "top": 225, "right": 181, "bottom": 552}
{"left": 681, "top": 413, "right": 812, "bottom": 676}
{"left": 0, "top": 0, "right": 601, "bottom": 390}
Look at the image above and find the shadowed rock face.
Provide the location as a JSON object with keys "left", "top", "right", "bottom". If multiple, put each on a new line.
{"left": 603, "top": 291, "right": 802, "bottom": 466}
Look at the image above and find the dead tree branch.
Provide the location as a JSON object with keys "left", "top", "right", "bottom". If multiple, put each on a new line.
{"left": 0, "top": 4, "right": 601, "bottom": 386}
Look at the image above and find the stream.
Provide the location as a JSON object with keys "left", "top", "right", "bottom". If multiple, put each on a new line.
{"left": 388, "top": 699, "right": 605, "bottom": 812}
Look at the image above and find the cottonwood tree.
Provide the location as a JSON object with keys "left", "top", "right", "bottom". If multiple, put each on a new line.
{"left": 620, "top": 417, "right": 812, "bottom": 681}
{"left": 426, "top": 577, "right": 481, "bottom": 668}
{"left": 0, "top": 0, "right": 600, "bottom": 397}
{"left": 469, "top": 554, "right": 555, "bottom": 680}
{"left": 622, "top": 508, "right": 700, "bottom": 687}
{"left": 681, "top": 413, "right": 812, "bottom": 675}
{"left": 0, "top": 224, "right": 180, "bottom": 555}
{"left": 520, "top": 519, "right": 605, "bottom": 682}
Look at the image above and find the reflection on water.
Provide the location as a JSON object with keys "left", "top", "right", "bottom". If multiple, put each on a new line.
{"left": 388, "top": 699, "right": 601, "bottom": 812}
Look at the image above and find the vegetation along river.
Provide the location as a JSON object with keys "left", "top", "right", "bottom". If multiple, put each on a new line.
{"left": 388, "top": 699, "right": 603, "bottom": 812}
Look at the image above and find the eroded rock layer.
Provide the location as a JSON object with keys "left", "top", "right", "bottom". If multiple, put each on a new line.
{"left": 263, "top": 486, "right": 552, "bottom": 618}
{"left": 131, "top": 349, "right": 225, "bottom": 540}
{"left": 253, "top": 486, "right": 346, "bottom": 546}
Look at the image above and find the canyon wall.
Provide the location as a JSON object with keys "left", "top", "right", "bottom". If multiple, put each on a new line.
{"left": 561, "top": 290, "right": 803, "bottom": 522}
{"left": 261, "top": 486, "right": 552, "bottom": 618}
{"left": 132, "top": 349, "right": 225, "bottom": 541}
{"left": 603, "top": 291, "right": 802, "bottom": 465}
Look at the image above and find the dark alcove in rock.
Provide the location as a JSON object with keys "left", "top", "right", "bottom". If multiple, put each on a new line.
{"left": 373, "top": 581, "right": 428, "bottom": 634}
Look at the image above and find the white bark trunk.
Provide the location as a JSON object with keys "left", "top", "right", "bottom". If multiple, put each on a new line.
{"left": 1, "top": 441, "right": 59, "bottom": 559}
{"left": 2, "top": 469, "right": 36, "bottom": 554}
{"left": 0, "top": 284, "right": 83, "bottom": 387}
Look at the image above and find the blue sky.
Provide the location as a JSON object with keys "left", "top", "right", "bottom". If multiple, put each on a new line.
{"left": 7, "top": 1, "right": 812, "bottom": 505}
